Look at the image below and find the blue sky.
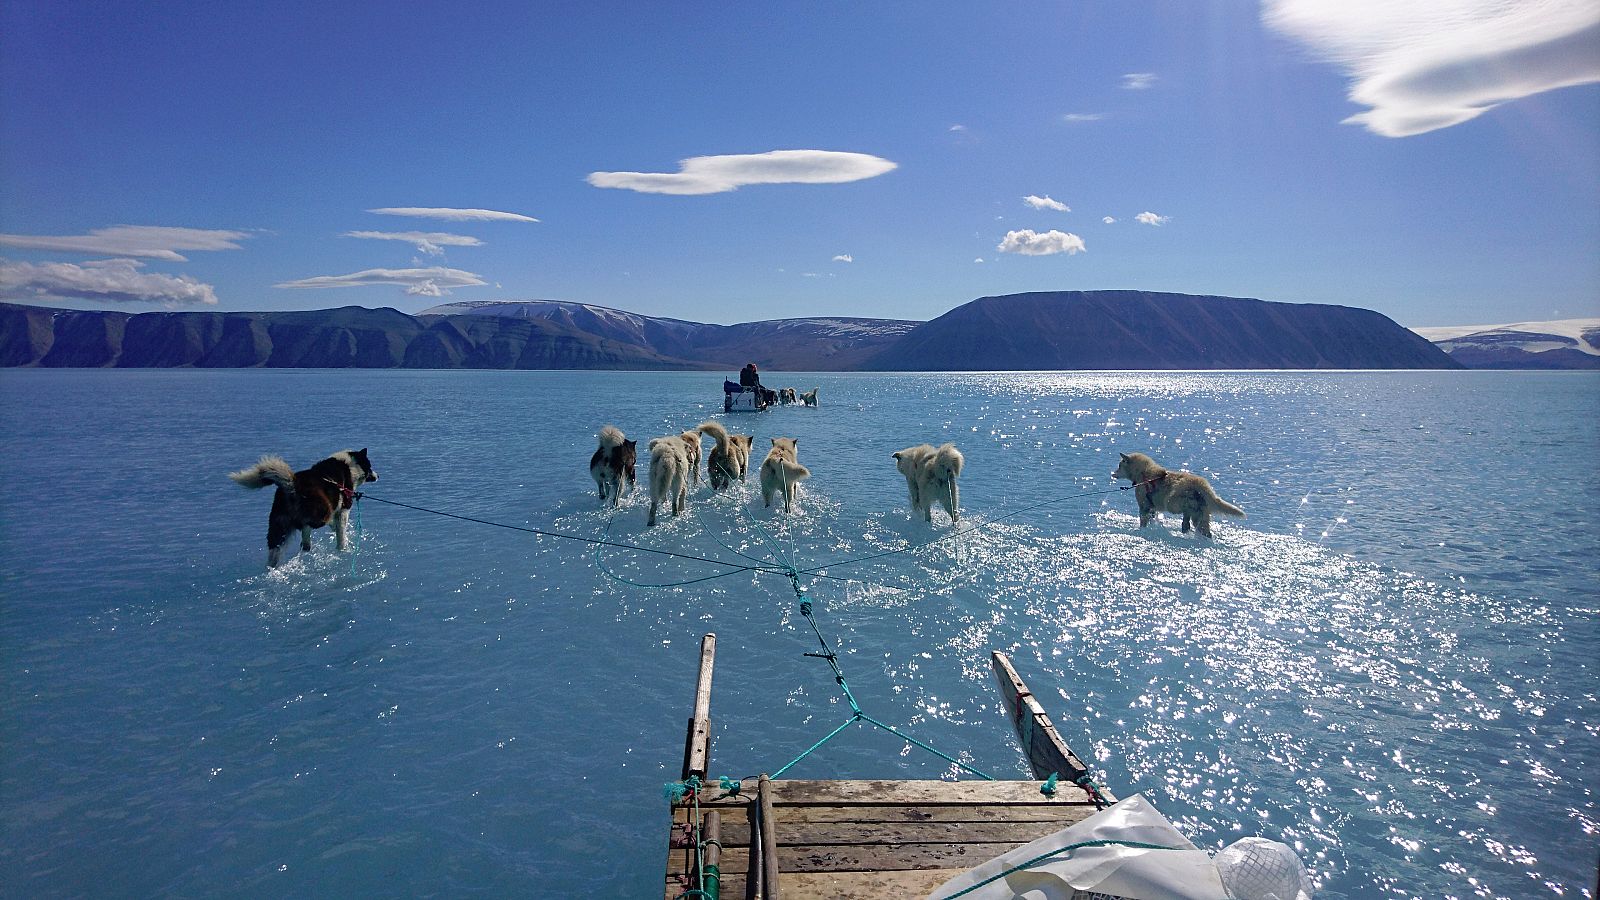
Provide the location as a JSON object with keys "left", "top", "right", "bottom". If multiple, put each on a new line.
{"left": 2, "top": 1, "right": 1597, "bottom": 327}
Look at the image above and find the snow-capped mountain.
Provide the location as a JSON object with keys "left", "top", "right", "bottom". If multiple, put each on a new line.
{"left": 1412, "top": 319, "right": 1600, "bottom": 369}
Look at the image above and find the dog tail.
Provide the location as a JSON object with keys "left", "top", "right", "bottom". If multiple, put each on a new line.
{"left": 1205, "top": 485, "right": 1246, "bottom": 518}
{"left": 773, "top": 459, "right": 810, "bottom": 483}
{"left": 229, "top": 455, "right": 295, "bottom": 491}
{"left": 932, "top": 443, "right": 964, "bottom": 479}
{"left": 696, "top": 420, "right": 730, "bottom": 451}
{"left": 597, "top": 424, "right": 626, "bottom": 449}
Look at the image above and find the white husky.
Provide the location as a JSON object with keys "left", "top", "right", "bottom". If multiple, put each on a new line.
{"left": 759, "top": 437, "right": 810, "bottom": 513}
{"left": 647, "top": 436, "right": 690, "bottom": 526}
{"left": 892, "top": 443, "right": 964, "bottom": 523}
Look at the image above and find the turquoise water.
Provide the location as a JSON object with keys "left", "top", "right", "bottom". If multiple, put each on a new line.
{"left": 1, "top": 369, "right": 1595, "bottom": 898}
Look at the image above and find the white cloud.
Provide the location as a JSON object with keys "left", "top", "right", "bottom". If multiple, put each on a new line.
{"left": 274, "top": 266, "right": 487, "bottom": 296}
{"left": 974, "top": 258, "right": 985, "bottom": 264}
{"left": 344, "top": 231, "right": 484, "bottom": 256}
{"left": 1023, "top": 194, "right": 1071, "bottom": 212}
{"left": 1262, "top": 0, "right": 1600, "bottom": 137}
{"left": 832, "top": 254, "right": 853, "bottom": 263}
{"left": 1103, "top": 216, "right": 1117, "bottom": 224}
{"left": 368, "top": 207, "right": 539, "bottom": 223}
{"left": 1122, "top": 72, "right": 1158, "bottom": 90}
{"left": 997, "top": 230, "right": 1087, "bottom": 256}
{"left": 0, "top": 257, "right": 218, "bottom": 306}
{"left": 587, "top": 150, "right": 898, "bottom": 195}
{"left": 1135, "top": 211, "right": 1170, "bottom": 226}
{"left": 948, "top": 124, "right": 968, "bottom": 132}
{"left": 0, "top": 225, "right": 250, "bottom": 262}
{"left": 1062, "top": 113, "right": 1105, "bottom": 122}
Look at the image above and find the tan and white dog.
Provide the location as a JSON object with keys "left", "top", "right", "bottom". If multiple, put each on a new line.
{"left": 697, "top": 421, "right": 753, "bottom": 490}
{"left": 892, "top": 443, "right": 964, "bottom": 523}
{"left": 677, "top": 430, "right": 703, "bottom": 486}
{"left": 1111, "top": 451, "right": 1244, "bottom": 538}
{"left": 647, "top": 436, "right": 691, "bottom": 526}
{"left": 759, "top": 436, "right": 810, "bottom": 512}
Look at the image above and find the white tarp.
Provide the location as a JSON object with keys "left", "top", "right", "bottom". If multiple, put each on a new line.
{"left": 928, "top": 793, "right": 1229, "bottom": 900}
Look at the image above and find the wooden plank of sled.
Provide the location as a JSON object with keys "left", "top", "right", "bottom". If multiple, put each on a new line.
{"left": 757, "top": 774, "right": 782, "bottom": 898}
{"left": 682, "top": 633, "right": 717, "bottom": 781}
{"left": 764, "top": 779, "right": 1086, "bottom": 806}
{"left": 768, "top": 803, "right": 1098, "bottom": 825}
{"left": 718, "top": 841, "right": 1028, "bottom": 874}
{"left": 675, "top": 815, "right": 1094, "bottom": 848}
{"left": 703, "top": 868, "right": 969, "bottom": 900}
{"left": 991, "top": 651, "right": 1117, "bottom": 804}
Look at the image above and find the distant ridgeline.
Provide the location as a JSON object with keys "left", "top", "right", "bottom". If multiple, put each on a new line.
{"left": 1, "top": 291, "right": 1464, "bottom": 370}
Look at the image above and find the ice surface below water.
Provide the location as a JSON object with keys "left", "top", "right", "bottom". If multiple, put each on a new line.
{"left": 1, "top": 369, "right": 1595, "bottom": 898}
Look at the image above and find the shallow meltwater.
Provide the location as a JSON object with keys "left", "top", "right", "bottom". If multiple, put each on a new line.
{"left": 2, "top": 369, "right": 1595, "bottom": 898}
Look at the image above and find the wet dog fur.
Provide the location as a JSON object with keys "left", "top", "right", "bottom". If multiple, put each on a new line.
{"left": 892, "top": 443, "right": 964, "bottom": 523}
{"left": 697, "top": 421, "right": 753, "bottom": 490}
{"left": 800, "top": 388, "right": 818, "bottom": 407}
{"left": 759, "top": 436, "right": 810, "bottom": 513}
{"left": 590, "top": 425, "right": 637, "bottom": 507}
{"left": 1111, "top": 451, "right": 1244, "bottom": 538}
{"left": 647, "top": 436, "right": 690, "bottom": 526}
{"left": 229, "top": 449, "right": 378, "bottom": 567}
{"left": 779, "top": 388, "right": 797, "bottom": 405}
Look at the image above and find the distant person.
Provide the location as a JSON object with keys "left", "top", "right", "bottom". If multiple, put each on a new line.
{"left": 739, "top": 362, "right": 761, "bottom": 389}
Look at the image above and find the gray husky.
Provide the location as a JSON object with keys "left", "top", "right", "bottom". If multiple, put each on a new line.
{"left": 1112, "top": 452, "right": 1244, "bottom": 538}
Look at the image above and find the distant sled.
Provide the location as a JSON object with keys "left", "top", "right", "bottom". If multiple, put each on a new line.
{"left": 723, "top": 379, "right": 769, "bottom": 412}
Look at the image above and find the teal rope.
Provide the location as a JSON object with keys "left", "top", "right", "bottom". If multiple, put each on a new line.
{"left": 348, "top": 498, "right": 362, "bottom": 577}
{"left": 939, "top": 838, "right": 1184, "bottom": 899}
{"left": 764, "top": 564, "right": 997, "bottom": 782}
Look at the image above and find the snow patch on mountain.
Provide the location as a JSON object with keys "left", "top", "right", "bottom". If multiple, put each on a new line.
{"left": 1413, "top": 318, "right": 1600, "bottom": 356}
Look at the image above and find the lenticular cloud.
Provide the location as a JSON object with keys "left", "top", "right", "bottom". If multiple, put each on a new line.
{"left": 1263, "top": 0, "right": 1600, "bottom": 137}
{"left": 587, "top": 150, "right": 898, "bottom": 195}
{"left": 0, "top": 258, "right": 219, "bottom": 306}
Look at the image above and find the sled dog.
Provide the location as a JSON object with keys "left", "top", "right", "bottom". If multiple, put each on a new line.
{"left": 677, "top": 430, "right": 703, "bottom": 486}
{"left": 647, "top": 436, "right": 690, "bottom": 526}
{"left": 229, "top": 449, "right": 378, "bottom": 567}
{"left": 590, "top": 425, "right": 637, "bottom": 507}
{"left": 759, "top": 437, "right": 810, "bottom": 513}
{"left": 697, "top": 421, "right": 752, "bottom": 490}
{"left": 800, "top": 388, "right": 819, "bottom": 407}
{"left": 892, "top": 443, "right": 965, "bottom": 523}
{"left": 1112, "top": 452, "right": 1244, "bottom": 538}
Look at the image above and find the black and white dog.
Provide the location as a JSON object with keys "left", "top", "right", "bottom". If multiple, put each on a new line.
{"left": 590, "top": 425, "right": 638, "bottom": 506}
{"left": 230, "top": 449, "right": 378, "bottom": 567}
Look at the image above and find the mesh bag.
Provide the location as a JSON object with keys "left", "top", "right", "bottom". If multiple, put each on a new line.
{"left": 1214, "top": 837, "right": 1314, "bottom": 900}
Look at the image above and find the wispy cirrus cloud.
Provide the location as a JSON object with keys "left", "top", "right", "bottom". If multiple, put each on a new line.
{"left": 1062, "top": 113, "right": 1105, "bottom": 122}
{"left": 587, "top": 150, "right": 897, "bottom": 195}
{"left": 1121, "top": 72, "right": 1158, "bottom": 90}
{"left": 997, "top": 230, "right": 1086, "bottom": 256}
{"left": 0, "top": 225, "right": 251, "bottom": 262}
{"left": 1263, "top": 0, "right": 1600, "bottom": 137}
{"left": 1135, "top": 211, "right": 1170, "bottom": 226}
{"left": 0, "top": 257, "right": 218, "bottom": 306}
{"left": 832, "top": 254, "right": 853, "bottom": 263}
{"left": 344, "top": 231, "right": 484, "bottom": 256}
{"left": 275, "top": 266, "right": 487, "bottom": 297}
{"left": 1023, "top": 194, "right": 1070, "bottom": 212}
{"left": 368, "top": 207, "right": 539, "bottom": 223}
